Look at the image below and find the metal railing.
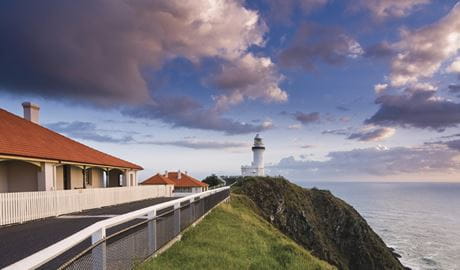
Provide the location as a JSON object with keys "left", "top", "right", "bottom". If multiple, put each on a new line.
{"left": 4, "top": 186, "right": 230, "bottom": 270}
{"left": 0, "top": 185, "right": 174, "bottom": 226}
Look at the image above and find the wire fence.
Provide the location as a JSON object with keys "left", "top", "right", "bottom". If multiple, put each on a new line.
{"left": 51, "top": 188, "right": 230, "bottom": 270}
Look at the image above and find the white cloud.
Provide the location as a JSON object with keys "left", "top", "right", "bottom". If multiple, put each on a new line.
{"left": 348, "top": 126, "right": 396, "bottom": 142}
{"left": 210, "top": 54, "right": 287, "bottom": 111}
{"left": 447, "top": 57, "right": 460, "bottom": 73}
{"left": 357, "top": 0, "right": 431, "bottom": 18}
{"left": 389, "top": 3, "right": 460, "bottom": 87}
{"left": 374, "top": 83, "right": 389, "bottom": 94}
{"left": 288, "top": 124, "right": 302, "bottom": 129}
{"left": 279, "top": 23, "right": 363, "bottom": 70}
{"left": 270, "top": 144, "right": 460, "bottom": 180}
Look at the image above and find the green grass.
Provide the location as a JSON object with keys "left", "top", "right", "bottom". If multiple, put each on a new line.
{"left": 138, "top": 194, "right": 335, "bottom": 270}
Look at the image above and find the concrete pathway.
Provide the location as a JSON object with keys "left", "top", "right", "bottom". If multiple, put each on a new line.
{"left": 0, "top": 197, "right": 177, "bottom": 269}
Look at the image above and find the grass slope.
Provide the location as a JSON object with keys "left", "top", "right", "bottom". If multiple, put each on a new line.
{"left": 139, "top": 194, "right": 334, "bottom": 270}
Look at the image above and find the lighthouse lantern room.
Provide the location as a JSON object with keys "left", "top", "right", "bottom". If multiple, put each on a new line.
{"left": 241, "top": 134, "right": 266, "bottom": 176}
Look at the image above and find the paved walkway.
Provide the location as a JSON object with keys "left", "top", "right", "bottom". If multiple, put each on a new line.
{"left": 0, "top": 197, "right": 177, "bottom": 268}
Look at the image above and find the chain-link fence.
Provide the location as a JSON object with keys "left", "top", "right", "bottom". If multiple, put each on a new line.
{"left": 51, "top": 188, "right": 230, "bottom": 270}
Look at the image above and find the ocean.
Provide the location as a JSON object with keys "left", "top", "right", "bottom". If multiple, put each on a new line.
{"left": 303, "top": 182, "right": 460, "bottom": 270}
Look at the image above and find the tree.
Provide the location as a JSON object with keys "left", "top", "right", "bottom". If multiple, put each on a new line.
{"left": 202, "top": 174, "right": 225, "bottom": 187}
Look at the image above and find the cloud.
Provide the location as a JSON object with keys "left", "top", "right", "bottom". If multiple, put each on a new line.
{"left": 448, "top": 84, "right": 460, "bottom": 94}
{"left": 122, "top": 96, "right": 273, "bottom": 135}
{"left": 444, "top": 139, "right": 460, "bottom": 151}
{"left": 355, "top": 0, "right": 431, "bottom": 19}
{"left": 388, "top": 3, "right": 460, "bottom": 87}
{"left": 321, "top": 126, "right": 395, "bottom": 141}
{"left": 270, "top": 144, "right": 460, "bottom": 179}
{"left": 261, "top": 0, "right": 329, "bottom": 23}
{"left": 336, "top": 106, "right": 350, "bottom": 111}
{"left": 447, "top": 57, "right": 460, "bottom": 73}
{"left": 278, "top": 23, "right": 363, "bottom": 70}
{"left": 322, "top": 128, "right": 350, "bottom": 136}
{"left": 209, "top": 54, "right": 287, "bottom": 110}
{"left": 46, "top": 121, "right": 133, "bottom": 143}
{"left": 301, "top": 145, "right": 314, "bottom": 149}
{"left": 292, "top": 111, "right": 321, "bottom": 125}
{"left": 138, "top": 139, "right": 249, "bottom": 150}
{"left": 47, "top": 120, "right": 249, "bottom": 149}
{"left": 0, "top": 0, "right": 284, "bottom": 109}
{"left": 348, "top": 127, "right": 396, "bottom": 142}
{"left": 366, "top": 88, "right": 460, "bottom": 131}
{"left": 374, "top": 83, "right": 389, "bottom": 94}
{"left": 0, "top": 0, "right": 289, "bottom": 134}
{"left": 288, "top": 124, "right": 302, "bottom": 130}
{"left": 339, "top": 116, "right": 351, "bottom": 123}
{"left": 364, "top": 42, "right": 395, "bottom": 58}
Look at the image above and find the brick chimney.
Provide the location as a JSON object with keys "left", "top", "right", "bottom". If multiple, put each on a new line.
{"left": 22, "top": 102, "right": 40, "bottom": 124}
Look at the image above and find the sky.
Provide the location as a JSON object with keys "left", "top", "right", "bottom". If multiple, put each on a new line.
{"left": 1, "top": 0, "right": 460, "bottom": 183}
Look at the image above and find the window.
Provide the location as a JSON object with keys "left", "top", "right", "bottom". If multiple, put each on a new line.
{"left": 85, "top": 169, "right": 91, "bottom": 186}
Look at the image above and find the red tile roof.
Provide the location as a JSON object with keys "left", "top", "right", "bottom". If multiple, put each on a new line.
{"left": 140, "top": 173, "right": 175, "bottom": 185}
{"left": 0, "top": 108, "right": 142, "bottom": 170}
{"left": 166, "top": 172, "right": 208, "bottom": 188}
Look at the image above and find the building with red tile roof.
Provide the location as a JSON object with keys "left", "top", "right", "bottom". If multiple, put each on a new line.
{"left": 141, "top": 173, "right": 175, "bottom": 186}
{"left": 0, "top": 103, "right": 143, "bottom": 193}
{"left": 141, "top": 170, "right": 208, "bottom": 194}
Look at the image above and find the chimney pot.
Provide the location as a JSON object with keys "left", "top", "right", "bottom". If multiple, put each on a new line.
{"left": 164, "top": 170, "right": 168, "bottom": 177}
{"left": 178, "top": 170, "right": 182, "bottom": 179}
{"left": 22, "top": 102, "right": 40, "bottom": 124}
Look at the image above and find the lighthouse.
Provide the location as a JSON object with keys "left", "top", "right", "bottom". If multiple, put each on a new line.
{"left": 241, "top": 134, "right": 266, "bottom": 176}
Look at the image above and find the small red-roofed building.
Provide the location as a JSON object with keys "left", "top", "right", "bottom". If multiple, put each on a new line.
{"left": 141, "top": 170, "right": 208, "bottom": 195}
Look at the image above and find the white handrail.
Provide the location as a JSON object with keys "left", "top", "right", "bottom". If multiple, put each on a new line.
{"left": 4, "top": 186, "right": 230, "bottom": 270}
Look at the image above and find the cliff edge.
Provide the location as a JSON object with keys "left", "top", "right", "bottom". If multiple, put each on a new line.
{"left": 233, "top": 176, "right": 407, "bottom": 270}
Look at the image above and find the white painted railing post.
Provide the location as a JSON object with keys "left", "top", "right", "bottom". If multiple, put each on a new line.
{"left": 91, "top": 227, "right": 107, "bottom": 270}
{"left": 147, "top": 210, "right": 156, "bottom": 253}
{"left": 174, "top": 202, "right": 181, "bottom": 236}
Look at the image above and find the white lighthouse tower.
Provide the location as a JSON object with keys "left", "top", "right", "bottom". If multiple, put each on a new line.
{"left": 241, "top": 134, "right": 266, "bottom": 176}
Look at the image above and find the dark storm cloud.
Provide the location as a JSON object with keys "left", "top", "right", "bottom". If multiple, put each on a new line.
{"left": 0, "top": 0, "right": 268, "bottom": 106}
{"left": 122, "top": 96, "right": 273, "bottom": 135}
{"left": 0, "top": 0, "right": 275, "bottom": 135}
{"left": 278, "top": 23, "right": 363, "bottom": 70}
{"left": 0, "top": 0, "right": 156, "bottom": 105}
{"left": 366, "top": 89, "right": 460, "bottom": 131}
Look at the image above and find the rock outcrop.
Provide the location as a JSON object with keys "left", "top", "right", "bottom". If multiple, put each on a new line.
{"left": 234, "top": 176, "right": 407, "bottom": 270}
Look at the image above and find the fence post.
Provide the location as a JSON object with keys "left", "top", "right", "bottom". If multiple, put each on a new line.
{"left": 147, "top": 210, "right": 156, "bottom": 253}
{"left": 91, "top": 227, "right": 107, "bottom": 270}
{"left": 173, "top": 202, "right": 181, "bottom": 236}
